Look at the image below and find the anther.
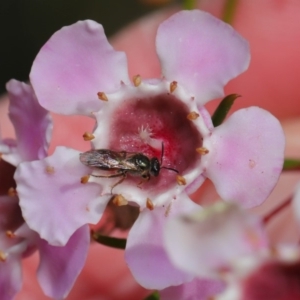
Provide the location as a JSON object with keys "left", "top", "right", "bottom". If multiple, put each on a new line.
{"left": 187, "top": 111, "right": 199, "bottom": 121}
{"left": 80, "top": 175, "right": 90, "bottom": 184}
{"left": 176, "top": 175, "right": 186, "bottom": 186}
{"left": 133, "top": 74, "right": 142, "bottom": 87}
{"left": 0, "top": 251, "right": 7, "bottom": 262}
{"left": 170, "top": 81, "right": 177, "bottom": 93}
{"left": 146, "top": 198, "right": 154, "bottom": 210}
{"left": 83, "top": 132, "right": 95, "bottom": 141}
{"left": 112, "top": 194, "right": 128, "bottom": 206}
{"left": 6, "top": 231, "right": 15, "bottom": 238}
{"left": 45, "top": 166, "right": 55, "bottom": 174}
{"left": 196, "top": 147, "right": 209, "bottom": 155}
{"left": 97, "top": 92, "right": 108, "bottom": 101}
{"left": 7, "top": 187, "right": 17, "bottom": 197}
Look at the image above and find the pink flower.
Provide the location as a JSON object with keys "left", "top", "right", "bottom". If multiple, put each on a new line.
{"left": 15, "top": 10, "right": 284, "bottom": 289}
{"left": 0, "top": 80, "right": 89, "bottom": 299}
{"left": 160, "top": 278, "right": 225, "bottom": 300}
{"left": 163, "top": 191, "right": 300, "bottom": 299}
{"left": 211, "top": 245, "right": 300, "bottom": 300}
{"left": 164, "top": 202, "right": 269, "bottom": 278}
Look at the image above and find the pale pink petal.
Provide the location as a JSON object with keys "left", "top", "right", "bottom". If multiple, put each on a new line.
{"left": 37, "top": 225, "right": 89, "bottom": 299}
{"left": 204, "top": 107, "right": 285, "bottom": 208}
{"left": 0, "top": 256, "right": 22, "bottom": 300}
{"left": 15, "top": 146, "right": 110, "bottom": 246}
{"left": 156, "top": 10, "right": 250, "bottom": 105}
{"left": 160, "top": 278, "right": 225, "bottom": 300}
{"left": 5, "top": 80, "right": 52, "bottom": 163}
{"left": 30, "top": 20, "right": 130, "bottom": 116}
{"left": 164, "top": 203, "right": 268, "bottom": 278}
{"left": 125, "top": 194, "right": 198, "bottom": 289}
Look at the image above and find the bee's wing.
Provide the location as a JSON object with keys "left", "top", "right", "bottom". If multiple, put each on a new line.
{"left": 79, "top": 149, "right": 125, "bottom": 170}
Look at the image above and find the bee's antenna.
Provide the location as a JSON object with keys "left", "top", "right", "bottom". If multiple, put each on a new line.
{"left": 160, "top": 142, "right": 164, "bottom": 165}
{"left": 160, "top": 142, "right": 179, "bottom": 174}
{"left": 161, "top": 166, "right": 179, "bottom": 173}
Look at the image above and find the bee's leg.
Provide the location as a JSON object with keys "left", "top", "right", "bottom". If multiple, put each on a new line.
{"left": 91, "top": 173, "right": 125, "bottom": 179}
{"left": 90, "top": 172, "right": 127, "bottom": 193}
{"left": 111, "top": 172, "right": 127, "bottom": 193}
{"left": 137, "top": 174, "right": 150, "bottom": 188}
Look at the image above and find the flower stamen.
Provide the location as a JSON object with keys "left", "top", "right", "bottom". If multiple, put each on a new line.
{"left": 187, "top": 111, "right": 200, "bottom": 120}
{"left": 133, "top": 74, "right": 142, "bottom": 87}
{"left": 80, "top": 175, "right": 90, "bottom": 184}
{"left": 170, "top": 81, "right": 177, "bottom": 93}
{"left": 7, "top": 187, "right": 17, "bottom": 197}
{"left": 83, "top": 132, "right": 95, "bottom": 141}
{"left": 97, "top": 92, "right": 108, "bottom": 101}
{"left": 196, "top": 147, "right": 209, "bottom": 155}
{"left": 6, "top": 231, "right": 15, "bottom": 238}
{"left": 146, "top": 198, "right": 154, "bottom": 210}
{"left": 112, "top": 194, "right": 128, "bottom": 206}
{"left": 0, "top": 251, "right": 7, "bottom": 262}
{"left": 176, "top": 175, "right": 186, "bottom": 186}
{"left": 45, "top": 166, "right": 55, "bottom": 174}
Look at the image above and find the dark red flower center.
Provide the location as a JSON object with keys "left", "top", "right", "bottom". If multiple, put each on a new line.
{"left": 108, "top": 93, "right": 202, "bottom": 191}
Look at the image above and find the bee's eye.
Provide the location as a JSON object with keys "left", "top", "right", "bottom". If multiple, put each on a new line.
{"left": 150, "top": 158, "right": 160, "bottom": 176}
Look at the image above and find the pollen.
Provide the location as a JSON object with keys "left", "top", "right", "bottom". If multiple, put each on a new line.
{"left": 112, "top": 194, "right": 128, "bottom": 206}
{"left": 146, "top": 198, "right": 154, "bottom": 210}
{"left": 45, "top": 166, "right": 55, "bottom": 174}
{"left": 196, "top": 147, "right": 209, "bottom": 155}
{"left": 0, "top": 251, "right": 7, "bottom": 262}
{"left": 176, "top": 175, "right": 186, "bottom": 186}
{"left": 81, "top": 175, "right": 90, "bottom": 184}
{"left": 97, "top": 92, "right": 108, "bottom": 101}
{"left": 170, "top": 81, "right": 177, "bottom": 93}
{"left": 6, "top": 231, "right": 15, "bottom": 238}
{"left": 133, "top": 74, "right": 142, "bottom": 87}
{"left": 83, "top": 132, "right": 95, "bottom": 141}
{"left": 7, "top": 187, "right": 17, "bottom": 197}
{"left": 187, "top": 111, "right": 200, "bottom": 120}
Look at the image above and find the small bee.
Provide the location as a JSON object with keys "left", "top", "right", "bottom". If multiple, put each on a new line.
{"left": 80, "top": 143, "right": 178, "bottom": 192}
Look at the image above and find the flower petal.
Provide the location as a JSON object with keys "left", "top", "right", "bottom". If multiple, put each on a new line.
{"left": 125, "top": 194, "right": 198, "bottom": 289}
{"left": 15, "top": 146, "right": 110, "bottom": 246}
{"left": 4, "top": 80, "right": 52, "bottom": 164}
{"left": 0, "top": 255, "right": 22, "bottom": 300}
{"left": 156, "top": 10, "right": 250, "bottom": 105}
{"left": 160, "top": 278, "right": 225, "bottom": 300}
{"left": 204, "top": 107, "right": 285, "bottom": 208}
{"left": 37, "top": 225, "right": 89, "bottom": 299}
{"left": 164, "top": 203, "right": 268, "bottom": 278}
{"left": 30, "top": 20, "right": 130, "bottom": 116}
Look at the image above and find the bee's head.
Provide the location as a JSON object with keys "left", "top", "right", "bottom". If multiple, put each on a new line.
{"left": 150, "top": 157, "right": 160, "bottom": 177}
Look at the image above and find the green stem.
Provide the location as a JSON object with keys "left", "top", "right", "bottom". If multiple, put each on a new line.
{"left": 91, "top": 231, "right": 126, "bottom": 249}
{"left": 144, "top": 291, "right": 160, "bottom": 300}
{"left": 283, "top": 158, "right": 300, "bottom": 171}
{"left": 211, "top": 94, "right": 240, "bottom": 127}
{"left": 222, "top": 0, "right": 239, "bottom": 24}
{"left": 183, "top": 0, "right": 197, "bottom": 10}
